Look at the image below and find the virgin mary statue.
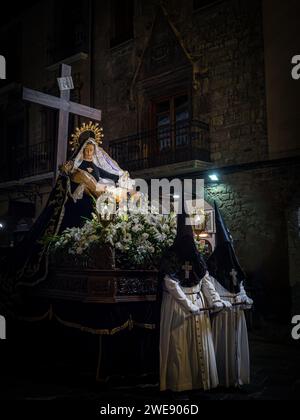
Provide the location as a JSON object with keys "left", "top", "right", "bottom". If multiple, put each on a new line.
{"left": 0, "top": 124, "right": 133, "bottom": 292}
{"left": 59, "top": 137, "right": 130, "bottom": 231}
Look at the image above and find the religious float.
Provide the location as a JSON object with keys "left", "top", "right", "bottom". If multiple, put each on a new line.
{"left": 10, "top": 122, "right": 179, "bottom": 381}
{"left": 0, "top": 63, "right": 249, "bottom": 383}
{"left": 2, "top": 121, "right": 214, "bottom": 381}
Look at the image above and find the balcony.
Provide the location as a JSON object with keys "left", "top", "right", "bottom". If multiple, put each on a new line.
{"left": 0, "top": 141, "right": 55, "bottom": 184}
{"left": 109, "top": 120, "right": 211, "bottom": 177}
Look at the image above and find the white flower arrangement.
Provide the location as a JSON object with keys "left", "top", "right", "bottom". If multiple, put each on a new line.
{"left": 50, "top": 208, "right": 177, "bottom": 269}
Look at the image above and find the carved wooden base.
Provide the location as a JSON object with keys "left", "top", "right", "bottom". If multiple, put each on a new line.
{"left": 33, "top": 268, "right": 159, "bottom": 304}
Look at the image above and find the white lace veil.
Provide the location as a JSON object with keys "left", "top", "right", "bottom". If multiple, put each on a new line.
{"left": 73, "top": 138, "right": 124, "bottom": 177}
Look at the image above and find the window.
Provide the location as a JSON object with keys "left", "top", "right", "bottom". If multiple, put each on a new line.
{"left": 0, "top": 24, "right": 23, "bottom": 83}
{"left": 7, "top": 117, "right": 26, "bottom": 180}
{"left": 175, "top": 95, "right": 190, "bottom": 147}
{"left": 110, "top": 0, "right": 134, "bottom": 48}
{"left": 41, "top": 108, "right": 58, "bottom": 145}
{"left": 153, "top": 94, "right": 190, "bottom": 152}
{"left": 53, "top": 0, "right": 89, "bottom": 62}
{"left": 156, "top": 100, "right": 171, "bottom": 151}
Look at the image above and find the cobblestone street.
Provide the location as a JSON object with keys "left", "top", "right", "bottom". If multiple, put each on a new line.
{"left": 0, "top": 329, "right": 299, "bottom": 401}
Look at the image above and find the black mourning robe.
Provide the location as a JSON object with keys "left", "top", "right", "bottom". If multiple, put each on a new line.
{"left": 59, "top": 160, "right": 120, "bottom": 232}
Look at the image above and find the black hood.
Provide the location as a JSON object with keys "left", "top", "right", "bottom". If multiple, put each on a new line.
{"left": 207, "top": 202, "right": 245, "bottom": 293}
{"left": 160, "top": 211, "right": 207, "bottom": 287}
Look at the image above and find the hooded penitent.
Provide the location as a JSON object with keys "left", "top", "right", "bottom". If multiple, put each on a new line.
{"left": 160, "top": 211, "right": 207, "bottom": 287}
{"left": 207, "top": 202, "right": 246, "bottom": 294}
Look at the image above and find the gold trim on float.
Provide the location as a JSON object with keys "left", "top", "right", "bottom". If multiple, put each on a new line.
{"left": 54, "top": 315, "right": 132, "bottom": 336}
{"left": 16, "top": 306, "right": 156, "bottom": 335}
{"left": 16, "top": 306, "right": 53, "bottom": 323}
{"left": 16, "top": 307, "right": 156, "bottom": 382}
{"left": 134, "top": 321, "right": 156, "bottom": 330}
{"left": 54, "top": 314, "right": 156, "bottom": 335}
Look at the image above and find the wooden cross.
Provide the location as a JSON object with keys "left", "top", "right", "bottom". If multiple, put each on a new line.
{"left": 182, "top": 261, "right": 193, "bottom": 280}
{"left": 230, "top": 268, "right": 238, "bottom": 286}
{"left": 23, "top": 64, "right": 102, "bottom": 179}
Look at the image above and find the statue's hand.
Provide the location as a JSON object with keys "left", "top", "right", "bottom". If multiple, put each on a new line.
{"left": 96, "top": 184, "right": 107, "bottom": 195}
{"left": 60, "top": 161, "right": 74, "bottom": 175}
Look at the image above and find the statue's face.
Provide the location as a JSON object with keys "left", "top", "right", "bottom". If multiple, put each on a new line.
{"left": 83, "top": 144, "right": 95, "bottom": 161}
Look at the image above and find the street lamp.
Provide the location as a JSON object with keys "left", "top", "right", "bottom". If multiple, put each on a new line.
{"left": 208, "top": 174, "right": 220, "bottom": 182}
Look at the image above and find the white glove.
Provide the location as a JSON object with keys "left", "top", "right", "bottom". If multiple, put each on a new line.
{"left": 244, "top": 297, "right": 253, "bottom": 307}
{"left": 212, "top": 301, "right": 232, "bottom": 313}
{"left": 237, "top": 294, "right": 253, "bottom": 305}
{"left": 235, "top": 294, "right": 253, "bottom": 310}
{"left": 189, "top": 304, "right": 202, "bottom": 316}
{"left": 192, "top": 309, "right": 203, "bottom": 316}
{"left": 222, "top": 300, "right": 233, "bottom": 311}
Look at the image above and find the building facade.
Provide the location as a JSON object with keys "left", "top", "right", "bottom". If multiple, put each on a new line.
{"left": 0, "top": 0, "right": 299, "bottom": 319}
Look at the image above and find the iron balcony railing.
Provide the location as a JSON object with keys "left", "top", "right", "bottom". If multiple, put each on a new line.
{"left": 0, "top": 141, "right": 55, "bottom": 183}
{"left": 109, "top": 119, "right": 210, "bottom": 173}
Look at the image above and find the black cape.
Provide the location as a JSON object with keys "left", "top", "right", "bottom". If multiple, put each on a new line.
{"left": 0, "top": 156, "right": 120, "bottom": 297}
{"left": 0, "top": 174, "right": 69, "bottom": 309}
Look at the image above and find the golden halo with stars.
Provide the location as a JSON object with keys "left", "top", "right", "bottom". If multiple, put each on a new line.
{"left": 69, "top": 121, "right": 104, "bottom": 152}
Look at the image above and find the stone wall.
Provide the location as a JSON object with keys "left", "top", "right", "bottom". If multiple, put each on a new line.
{"left": 263, "top": 0, "right": 300, "bottom": 159}
{"left": 287, "top": 191, "right": 300, "bottom": 315}
{"left": 92, "top": 0, "right": 268, "bottom": 167}
{"left": 183, "top": 0, "right": 268, "bottom": 165}
{"left": 205, "top": 161, "right": 300, "bottom": 320}
{"left": 1, "top": 0, "right": 268, "bottom": 167}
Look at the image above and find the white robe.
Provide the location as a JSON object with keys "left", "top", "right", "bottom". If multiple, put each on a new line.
{"left": 210, "top": 277, "right": 251, "bottom": 388}
{"left": 160, "top": 273, "right": 221, "bottom": 392}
